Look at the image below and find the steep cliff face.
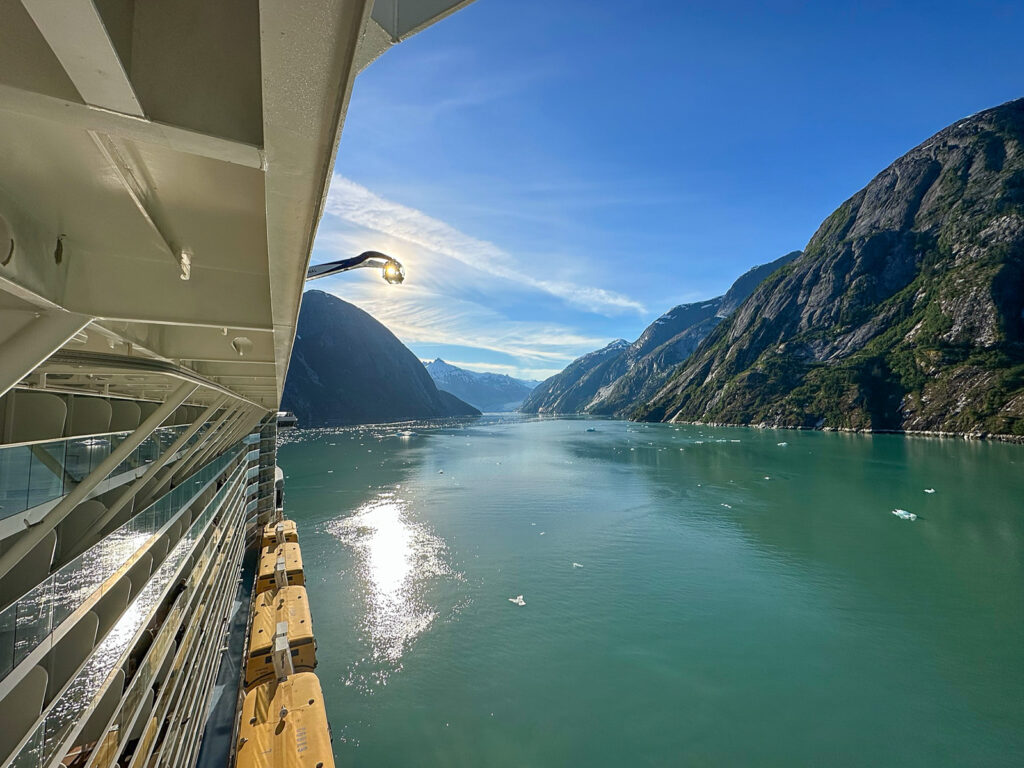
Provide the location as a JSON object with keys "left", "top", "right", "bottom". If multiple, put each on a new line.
{"left": 638, "top": 98, "right": 1024, "bottom": 436}
{"left": 282, "top": 291, "right": 480, "bottom": 426}
{"left": 519, "top": 339, "right": 631, "bottom": 414}
{"left": 519, "top": 252, "right": 800, "bottom": 417}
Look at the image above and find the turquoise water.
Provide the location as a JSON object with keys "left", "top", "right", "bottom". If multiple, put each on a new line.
{"left": 278, "top": 417, "right": 1024, "bottom": 767}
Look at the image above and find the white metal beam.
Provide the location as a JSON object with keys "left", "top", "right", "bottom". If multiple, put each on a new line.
{"left": 0, "top": 83, "right": 265, "bottom": 170}
{"left": 21, "top": 0, "right": 144, "bottom": 116}
{"left": 66, "top": 396, "right": 229, "bottom": 560}
{"left": 0, "top": 310, "right": 93, "bottom": 399}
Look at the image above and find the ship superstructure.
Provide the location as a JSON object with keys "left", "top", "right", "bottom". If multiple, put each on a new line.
{"left": 0, "top": 2, "right": 473, "bottom": 766}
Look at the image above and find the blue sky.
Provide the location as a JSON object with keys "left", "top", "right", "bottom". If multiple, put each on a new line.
{"left": 311, "top": 0, "right": 1023, "bottom": 380}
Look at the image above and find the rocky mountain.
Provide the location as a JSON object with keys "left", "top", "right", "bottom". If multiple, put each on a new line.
{"left": 282, "top": 291, "right": 480, "bottom": 426}
{"left": 519, "top": 251, "right": 801, "bottom": 416}
{"left": 424, "top": 358, "right": 537, "bottom": 411}
{"left": 637, "top": 98, "right": 1024, "bottom": 437}
{"left": 518, "top": 338, "right": 631, "bottom": 414}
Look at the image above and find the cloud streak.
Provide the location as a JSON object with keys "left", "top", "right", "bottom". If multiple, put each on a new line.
{"left": 323, "top": 276, "right": 605, "bottom": 378}
{"left": 324, "top": 176, "right": 646, "bottom": 316}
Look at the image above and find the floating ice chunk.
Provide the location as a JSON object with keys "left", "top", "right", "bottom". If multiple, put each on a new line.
{"left": 327, "top": 470, "right": 333, "bottom": 473}
{"left": 730, "top": 440, "right": 740, "bottom": 443}
{"left": 530, "top": 522, "right": 536, "bottom": 526}
{"left": 924, "top": 488, "right": 936, "bottom": 494}
{"left": 777, "top": 442, "right": 788, "bottom": 446}
{"left": 509, "top": 595, "right": 526, "bottom": 606}
{"left": 764, "top": 476, "right": 771, "bottom": 480}
{"left": 539, "top": 531, "right": 546, "bottom": 536}
{"left": 892, "top": 509, "right": 917, "bottom": 521}
{"left": 586, "top": 428, "right": 597, "bottom": 432}
{"left": 694, "top": 441, "right": 704, "bottom": 445}
{"left": 721, "top": 503, "right": 732, "bottom": 509}
{"left": 572, "top": 562, "right": 583, "bottom": 568}
{"left": 438, "top": 469, "right": 444, "bottom": 474}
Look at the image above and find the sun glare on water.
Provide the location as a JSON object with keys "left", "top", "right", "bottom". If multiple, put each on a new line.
{"left": 328, "top": 493, "right": 457, "bottom": 685}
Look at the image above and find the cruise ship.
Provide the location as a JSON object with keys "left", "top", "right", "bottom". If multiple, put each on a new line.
{"left": 0, "top": 2, "right": 473, "bottom": 766}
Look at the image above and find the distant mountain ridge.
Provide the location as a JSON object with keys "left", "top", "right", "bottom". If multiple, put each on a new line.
{"left": 424, "top": 359, "right": 538, "bottom": 411}
{"left": 519, "top": 251, "right": 801, "bottom": 417}
{"left": 636, "top": 98, "right": 1024, "bottom": 437}
{"left": 282, "top": 291, "right": 480, "bottom": 426}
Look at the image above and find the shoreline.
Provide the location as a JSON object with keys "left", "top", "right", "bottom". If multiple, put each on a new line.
{"left": 648, "top": 418, "right": 1024, "bottom": 445}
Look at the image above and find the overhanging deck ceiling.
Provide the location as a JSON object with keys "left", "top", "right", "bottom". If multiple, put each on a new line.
{"left": 0, "top": 0, "right": 474, "bottom": 409}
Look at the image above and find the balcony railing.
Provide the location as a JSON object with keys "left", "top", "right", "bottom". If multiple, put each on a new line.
{"left": 8, "top": 460, "right": 246, "bottom": 768}
{"left": 0, "top": 446, "right": 241, "bottom": 685}
{"left": 0, "top": 423, "right": 214, "bottom": 524}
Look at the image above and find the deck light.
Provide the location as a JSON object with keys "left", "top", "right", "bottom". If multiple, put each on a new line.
{"left": 306, "top": 250, "right": 405, "bottom": 284}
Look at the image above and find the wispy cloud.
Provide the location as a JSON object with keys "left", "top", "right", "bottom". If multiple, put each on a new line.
{"left": 323, "top": 274, "right": 607, "bottom": 375}
{"left": 324, "top": 175, "right": 646, "bottom": 316}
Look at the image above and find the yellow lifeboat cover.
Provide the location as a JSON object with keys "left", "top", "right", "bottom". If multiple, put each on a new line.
{"left": 261, "top": 519, "right": 299, "bottom": 548}
{"left": 238, "top": 673, "right": 335, "bottom": 768}
{"left": 249, "top": 586, "right": 314, "bottom": 655}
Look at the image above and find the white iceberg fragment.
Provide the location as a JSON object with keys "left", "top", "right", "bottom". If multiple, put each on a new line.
{"left": 509, "top": 595, "right": 526, "bottom": 606}
{"left": 777, "top": 442, "right": 788, "bottom": 446}
{"left": 892, "top": 509, "right": 917, "bottom": 521}
{"left": 572, "top": 562, "right": 583, "bottom": 568}
{"left": 924, "top": 488, "right": 936, "bottom": 494}
{"left": 721, "top": 503, "right": 732, "bottom": 509}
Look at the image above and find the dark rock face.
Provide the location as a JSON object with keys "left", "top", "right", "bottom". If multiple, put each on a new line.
{"left": 637, "top": 98, "right": 1024, "bottom": 436}
{"left": 424, "top": 358, "right": 536, "bottom": 412}
{"left": 282, "top": 291, "right": 480, "bottom": 426}
{"left": 519, "top": 252, "right": 800, "bottom": 417}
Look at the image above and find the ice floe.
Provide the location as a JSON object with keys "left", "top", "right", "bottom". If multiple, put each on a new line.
{"left": 572, "top": 562, "right": 583, "bottom": 568}
{"left": 509, "top": 595, "right": 526, "bottom": 606}
{"left": 777, "top": 442, "right": 788, "bottom": 446}
{"left": 720, "top": 503, "right": 732, "bottom": 509}
{"left": 892, "top": 509, "right": 917, "bottom": 521}
{"left": 924, "top": 488, "right": 936, "bottom": 494}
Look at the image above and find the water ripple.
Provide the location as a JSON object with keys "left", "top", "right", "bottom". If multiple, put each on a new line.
{"left": 328, "top": 494, "right": 457, "bottom": 685}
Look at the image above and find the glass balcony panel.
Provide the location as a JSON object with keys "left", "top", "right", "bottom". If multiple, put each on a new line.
{"left": 0, "top": 445, "right": 32, "bottom": 521}
{"left": 0, "top": 450, "right": 239, "bottom": 692}
{"left": 0, "top": 594, "right": 16, "bottom": 680}
{"left": 63, "top": 438, "right": 92, "bottom": 487}
{"left": 14, "top": 576, "right": 54, "bottom": 669}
